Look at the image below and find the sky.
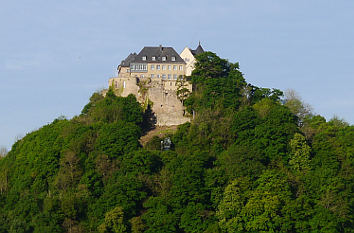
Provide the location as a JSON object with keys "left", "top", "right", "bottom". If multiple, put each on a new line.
{"left": 1, "top": 0, "right": 353, "bottom": 149}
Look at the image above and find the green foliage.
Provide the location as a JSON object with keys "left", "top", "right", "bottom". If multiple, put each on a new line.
{"left": 98, "top": 206, "right": 127, "bottom": 233}
{"left": 0, "top": 52, "right": 353, "bottom": 233}
{"left": 289, "top": 133, "right": 311, "bottom": 173}
{"left": 176, "top": 75, "right": 191, "bottom": 104}
{"left": 95, "top": 121, "right": 141, "bottom": 159}
{"left": 185, "top": 52, "right": 246, "bottom": 113}
{"left": 82, "top": 89, "right": 143, "bottom": 125}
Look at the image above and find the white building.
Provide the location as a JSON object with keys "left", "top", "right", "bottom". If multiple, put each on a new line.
{"left": 179, "top": 43, "right": 204, "bottom": 76}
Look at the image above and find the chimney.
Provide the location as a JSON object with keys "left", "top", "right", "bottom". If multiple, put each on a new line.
{"left": 159, "top": 44, "right": 162, "bottom": 51}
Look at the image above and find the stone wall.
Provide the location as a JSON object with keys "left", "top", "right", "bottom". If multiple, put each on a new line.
{"left": 148, "top": 86, "right": 190, "bottom": 126}
{"left": 108, "top": 75, "right": 191, "bottom": 126}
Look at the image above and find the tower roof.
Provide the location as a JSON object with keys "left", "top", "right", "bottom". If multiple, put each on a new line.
{"left": 190, "top": 43, "right": 204, "bottom": 56}
{"left": 119, "top": 53, "right": 137, "bottom": 67}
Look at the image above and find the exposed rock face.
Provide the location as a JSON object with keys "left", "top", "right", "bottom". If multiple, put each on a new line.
{"left": 147, "top": 86, "right": 190, "bottom": 126}
{"left": 108, "top": 76, "right": 190, "bottom": 126}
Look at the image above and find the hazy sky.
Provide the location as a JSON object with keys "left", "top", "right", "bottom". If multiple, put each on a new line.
{"left": 1, "top": 0, "right": 353, "bottom": 149}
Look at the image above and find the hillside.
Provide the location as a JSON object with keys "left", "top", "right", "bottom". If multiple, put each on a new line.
{"left": 0, "top": 52, "right": 353, "bottom": 233}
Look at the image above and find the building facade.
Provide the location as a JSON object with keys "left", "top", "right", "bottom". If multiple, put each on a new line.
{"left": 180, "top": 43, "right": 204, "bottom": 76}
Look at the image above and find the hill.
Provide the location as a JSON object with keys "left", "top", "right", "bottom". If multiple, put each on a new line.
{"left": 0, "top": 52, "right": 353, "bottom": 233}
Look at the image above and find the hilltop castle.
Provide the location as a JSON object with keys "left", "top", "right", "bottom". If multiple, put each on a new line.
{"left": 108, "top": 44, "right": 204, "bottom": 126}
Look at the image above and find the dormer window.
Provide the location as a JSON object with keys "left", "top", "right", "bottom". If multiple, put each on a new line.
{"left": 152, "top": 56, "right": 156, "bottom": 61}
{"left": 142, "top": 56, "right": 147, "bottom": 61}
{"left": 171, "top": 56, "right": 176, "bottom": 61}
{"left": 162, "top": 56, "right": 166, "bottom": 61}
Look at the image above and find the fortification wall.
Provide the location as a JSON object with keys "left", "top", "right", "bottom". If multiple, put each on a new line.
{"left": 109, "top": 76, "right": 190, "bottom": 126}
{"left": 148, "top": 87, "right": 190, "bottom": 126}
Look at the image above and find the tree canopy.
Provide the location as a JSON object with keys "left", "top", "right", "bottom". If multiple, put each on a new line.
{"left": 0, "top": 53, "right": 352, "bottom": 233}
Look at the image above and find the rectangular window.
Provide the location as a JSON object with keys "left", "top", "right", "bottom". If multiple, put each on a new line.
{"left": 162, "top": 74, "right": 166, "bottom": 79}
{"left": 152, "top": 56, "right": 156, "bottom": 61}
{"left": 168, "top": 74, "right": 171, "bottom": 79}
{"left": 162, "top": 56, "right": 166, "bottom": 61}
{"left": 142, "top": 56, "right": 147, "bottom": 61}
{"left": 151, "top": 65, "right": 155, "bottom": 70}
{"left": 173, "top": 74, "right": 177, "bottom": 80}
{"left": 170, "top": 82, "right": 172, "bottom": 86}
{"left": 168, "top": 65, "right": 171, "bottom": 70}
{"left": 179, "top": 65, "right": 183, "bottom": 70}
{"left": 141, "top": 74, "right": 144, "bottom": 78}
{"left": 162, "top": 65, "right": 166, "bottom": 70}
{"left": 143, "top": 64, "right": 147, "bottom": 70}
{"left": 151, "top": 74, "right": 154, "bottom": 78}
{"left": 171, "top": 56, "right": 176, "bottom": 61}
{"left": 127, "top": 69, "right": 130, "bottom": 73}
{"left": 157, "top": 74, "right": 160, "bottom": 78}
{"left": 157, "top": 65, "right": 160, "bottom": 70}
{"left": 173, "top": 65, "right": 177, "bottom": 70}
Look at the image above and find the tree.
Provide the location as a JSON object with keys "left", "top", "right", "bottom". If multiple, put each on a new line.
{"left": 55, "top": 150, "right": 82, "bottom": 190}
{"left": 284, "top": 89, "right": 312, "bottom": 124}
{"left": 176, "top": 75, "right": 191, "bottom": 105}
{"left": 0, "top": 147, "right": 7, "bottom": 157}
{"left": 0, "top": 168, "right": 8, "bottom": 194}
{"left": 216, "top": 177, "right": 251, "bottom": 233}
{"left": 130, "top": 216, "right": 145, "bottom": 233}
{"left": 217, "top": 171, "right": 294, "bottom": 232}
{"left": 98, "top": 206, "right": 127, "bottom": 233}
{"left": 289, "top": 133, "right": 311, "bottom": 174}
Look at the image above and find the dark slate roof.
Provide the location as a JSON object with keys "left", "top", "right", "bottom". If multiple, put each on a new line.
{"left": 120, "top": 53, "right": 137, "bottom": 67}
{"left": 134, "top": 46, "right": 185, "bottom": 63}
{"left": 191, "top": 44, "right": 204, "bottom": 56}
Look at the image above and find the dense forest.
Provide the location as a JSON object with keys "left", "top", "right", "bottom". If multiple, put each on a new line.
{"left": 0, "top": 52, "right": 353, "bottom": 233}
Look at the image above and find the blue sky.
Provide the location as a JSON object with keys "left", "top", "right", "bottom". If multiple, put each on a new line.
{"left": 1, "top": 0, "right": 353, "bottom": 149}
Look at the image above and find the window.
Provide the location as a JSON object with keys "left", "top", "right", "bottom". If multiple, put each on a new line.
{"left": 151, "top": 74, "right": 154, "bottom": 78}
{"left": 168, "top": 74, "right": 171, "bottom": 79}
{"left": 171, "top": 56, "right": 176, "bottom": 61}
{"left": 162, "top": 56, "right": 166, "bottom": 61}
{"left": 143, "top": 64, "right": 147, "bottom": 70}
{"left": 168, "top": 65, "right": 171, "bottom": 70}
{"left": 179, "top": 65, "right": 183, "bottom": 70}
{"left": 123, "top": 81, "right": 126, "bottom": 88}
{"left": 127, "top": 69, "right": 130, "bottom": 72}
{"left": 141, "top": 74, "right": 144, "bottom": 78}
{"left": 151, "top": 65, "right": 155, "bottom": 70}
{"left": 142, "top": 56, "right": 147, "bottom": 61}
{"left": 162, "top": 74, "right": 166, "bottom": 79}
{"left": 173, "top": 74, "right": 177, "bottom": 80}
{"left": 162, "top": 65, "right": 166, "bottom": 70}
{"left": 157, "top": 65, "right": 160, "bottom": 70}
{"left": 170, "top": 82, "right": 172, "bottom": 86}
{"left": 157, "top": 74, "right": 160, "bottom": 78}
{"left": 184, "top": 58, "right": 190, "bottom": 62}
{"left": 115, "top": 81, "right": 118, "bottom": 88}
{"left": 173, "top": 65, "right": 177, "bottom": 70}
{"left": 152, "top": 56, "right": 156, "bottom": 61}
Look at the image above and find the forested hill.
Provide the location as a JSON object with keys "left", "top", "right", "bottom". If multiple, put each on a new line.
{"left": 0, "top": 52, "right": 353, "bottom": 233}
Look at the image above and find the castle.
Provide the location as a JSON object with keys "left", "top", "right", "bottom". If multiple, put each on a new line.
{"left": 108, "top": 44, "right": 204, "bottom": 126}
